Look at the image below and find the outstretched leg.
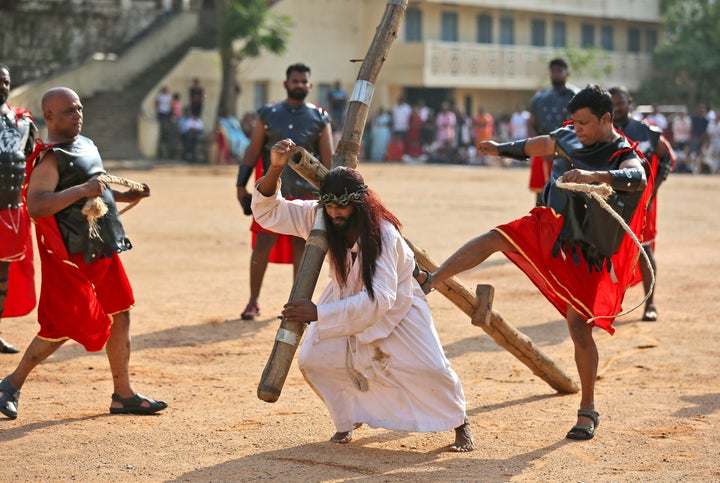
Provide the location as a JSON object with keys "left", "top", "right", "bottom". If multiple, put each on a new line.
{"left": 432, "top": 230, "right": 515, "bottom": 287}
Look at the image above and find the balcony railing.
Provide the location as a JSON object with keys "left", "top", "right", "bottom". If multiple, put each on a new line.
{"left": 421, "top": 42, "right": 653, "bottom": 90}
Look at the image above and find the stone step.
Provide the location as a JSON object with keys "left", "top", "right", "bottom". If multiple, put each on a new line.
{"left": 80, "top": 36, "right": 202, "bottom": 161}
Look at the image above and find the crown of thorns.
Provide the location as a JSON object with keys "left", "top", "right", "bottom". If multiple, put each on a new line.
{"left": 315, "top": 185, "right": 368, "bottom": 206}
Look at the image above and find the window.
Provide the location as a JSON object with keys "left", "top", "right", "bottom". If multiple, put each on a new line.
{"left": 476, "top": 14, "right": 492, "bottom": 44}
{"left": 552, "top": 20, "right": 567, "bottom": 47}
{"left": 499, "top": 16, "right": 514, "bottom": 45}
{"left": 600, "top": 25, "right": 613, "bottom": 50}
{"left": 628, "top": 27, "right": 641, "bottom": 53}
{"left": 581, "top": 23, "right": 595, "bottom": 48}
{"left": 253, "top": 82, "right": 268, "bottom": 111}
{"left": 441, "top": 12, "right": 458, "bottom": 42}
{"left": 531, "top": 19, "right": 546, "bottom": 47}
{"left": 405, "top": 7, "right": 422, "bottom": 42}
{"left": 646, "top": 28, "right": 658, "bottom": 54}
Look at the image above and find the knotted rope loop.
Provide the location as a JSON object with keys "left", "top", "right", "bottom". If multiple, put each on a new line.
{"left": 81, "top": 173, "right": 145, "bottom": 239}
{"left": 556, "top": 177, "right": 655, "bottom": 324}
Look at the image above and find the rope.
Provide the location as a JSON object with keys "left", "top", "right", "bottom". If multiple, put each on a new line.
{"left": 81, "top": 173, "right": 145, "bottom": 239}
{"left": 556, "top": 177, "right": 655, "bottom": 324}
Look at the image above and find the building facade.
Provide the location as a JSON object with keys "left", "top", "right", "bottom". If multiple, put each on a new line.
{"left": 236, "top": 0, "right": 661, "bottom": 125}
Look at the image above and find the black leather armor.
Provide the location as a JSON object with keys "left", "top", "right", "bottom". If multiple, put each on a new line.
{"left": 52, "top": 136, "right": 132, "bottom": 263}
{"left": 258, "top": 101, "right": 330, "bottom": 198}
{"left": 546, "top": 126, "right": 647, "bottom": 272}
{"left": 0, "top": 109, "right": 34, "bottom": 208}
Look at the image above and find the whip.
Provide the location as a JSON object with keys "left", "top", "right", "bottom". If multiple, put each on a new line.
{"left": 556, "top": 177, "right": 654, "bottom": 323}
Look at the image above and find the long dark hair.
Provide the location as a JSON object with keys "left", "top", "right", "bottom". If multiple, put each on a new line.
{"left": 320, "top": 167, "right": 401, "bottom": 300}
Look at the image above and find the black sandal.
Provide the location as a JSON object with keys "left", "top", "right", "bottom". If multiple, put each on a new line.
{"left": 566, "top": 408, "right": 599, "bottom": 440}
{"left": 0, "top": 377, "right": 20, "bottom": 419}
{"left": 110, "top": 393, "right": 168, "bottom": 415}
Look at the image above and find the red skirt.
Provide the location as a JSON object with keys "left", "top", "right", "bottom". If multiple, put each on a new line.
{"left": 495, "top": 206, "right": 645, "bottom": 334}
{"left": 0, "top": 207, "right": 36, "bottom": 317}
{"left": 249, "top": 161, "right": 294, "bottom": 264}
{"left": 250, "top": 218, "right": 294, "bottom": 264}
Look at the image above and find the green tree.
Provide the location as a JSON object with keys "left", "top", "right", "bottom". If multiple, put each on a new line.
{"left": 561, "top": 46, "right": 614, "bottom": 82}
{"left": 648, "top": 0, "right": 720, "bottom": 106}
{"left": 215, "top": 0, "right": 291, "bottom": 116}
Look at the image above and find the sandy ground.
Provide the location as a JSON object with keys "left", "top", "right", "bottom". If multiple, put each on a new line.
{"left": 1, "top": 161, "right": 719, "bottom": 482}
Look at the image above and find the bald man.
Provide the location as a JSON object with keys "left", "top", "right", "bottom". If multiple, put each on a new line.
{"left": 0, "top": 87, "right": 167, "bottom": 420}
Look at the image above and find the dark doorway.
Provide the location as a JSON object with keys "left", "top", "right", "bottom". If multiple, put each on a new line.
{"left": 404, "top": 87, "right": 454, "bottom": 113}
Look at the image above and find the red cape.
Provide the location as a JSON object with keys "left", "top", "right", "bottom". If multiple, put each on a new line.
{"left": 24, "top": 141, "right": 111, "bottom": 351}
{"left": 3, "top": 107, "right": 37, "bottom": 317}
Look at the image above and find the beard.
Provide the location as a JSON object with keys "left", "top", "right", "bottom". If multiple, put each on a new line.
{"left": 327, "top": 211, "right": 357, "bottom": 237}
{"left": 329, "top": 217, "right": 350, "bottom": 233}
{"left": 287, "top": 88, "right": 308, "bottom": 101}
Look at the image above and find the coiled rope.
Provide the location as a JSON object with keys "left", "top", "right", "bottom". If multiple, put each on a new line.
{"left": 81, "top": 174, "right": 145, "bottom": 239}
{"left": 556, "top": 177, "right": 654, "bottom": 324}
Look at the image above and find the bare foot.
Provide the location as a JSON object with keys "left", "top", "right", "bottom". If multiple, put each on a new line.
{"left": 330, "top": 423, "right": 362, "bottom": 444}
{"left": 449, "top": 418, "right": 475, "bottom": 452}
{"left": 330, "top": 430, "right": 353, "bottom": 444}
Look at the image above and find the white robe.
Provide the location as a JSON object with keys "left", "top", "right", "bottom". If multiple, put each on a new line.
{"left": 252, "top": 187, "right": 467, "bottom": 433}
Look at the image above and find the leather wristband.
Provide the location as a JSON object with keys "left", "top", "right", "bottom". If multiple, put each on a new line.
{"left": 609, "top": 167, "right": 644, "bottom": 191}
{"left": 496, "top": 139, "right": 528, "bottom": 161}
{"left": 236, "top": 164, "right": 253, "bottom": 187}
{"left": 657, "top": 153, "right": 672, "bottom": 182}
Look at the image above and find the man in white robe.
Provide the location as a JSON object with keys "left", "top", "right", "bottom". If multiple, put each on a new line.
{"left": 251, "top": 139, "right": 474, "bottom": 451}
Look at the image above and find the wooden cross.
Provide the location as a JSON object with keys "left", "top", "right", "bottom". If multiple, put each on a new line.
{"left": 257, "top": 0, "right": 578, "bottom": 403}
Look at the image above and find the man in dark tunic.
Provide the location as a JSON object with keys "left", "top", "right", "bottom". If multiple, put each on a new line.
{"left": 609, "top": 86, "right": 675, "bottom": 322}
{"left": 0, "top": 63, "right": 37, "bottom": 354}
{"left": 235, "top": 63, "right": 333, "bottom": 320}
{"left": 0, "top": 87, "right": 167, "bottom": 420}
{"left": 424, "top": 85, "right": 652, "bottom": 441}
{"left": 528, "top": 58, "right": 579, "bottom": 205}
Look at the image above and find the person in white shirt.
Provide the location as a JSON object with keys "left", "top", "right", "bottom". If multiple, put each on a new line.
{"left": 509, "top": 104, "right": 530, "bottom": 140}
{"left": 251, "top": 139, "right": 475, "bottom": 452}
{"left": 645, "top": 105, "right": 668, "bottom": 132}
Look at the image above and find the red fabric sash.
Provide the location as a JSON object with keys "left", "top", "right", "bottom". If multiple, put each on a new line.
{"left": 24, "top": 141, "right": 111, "bottom": 351}
{"left": 3, "top": 107, "right": 37, "bottom": 317}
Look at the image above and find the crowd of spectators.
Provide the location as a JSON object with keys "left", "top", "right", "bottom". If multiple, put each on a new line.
{"left": 156, "top": 83, "right": 718, "bottom": 175}
{"left": 361, "top": 97, "right": 529, "bottom": 167}
{"left": 360, "top": 97, "right": 718, "bottom": 175}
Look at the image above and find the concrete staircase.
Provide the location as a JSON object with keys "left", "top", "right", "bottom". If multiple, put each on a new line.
{"left": 80, "top": 11, "right": 218, "bottom": 162}
{"left": 78, "top": 38, "right": 197, "bottom": 161}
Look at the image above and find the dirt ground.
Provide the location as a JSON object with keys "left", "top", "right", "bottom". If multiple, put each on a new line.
{"left": 1, "top": 161, "right": 719, "bottom": 482}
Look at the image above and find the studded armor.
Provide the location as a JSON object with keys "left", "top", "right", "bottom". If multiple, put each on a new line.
{"left": 0, "top": 109, "right": 35, "bottom": 208}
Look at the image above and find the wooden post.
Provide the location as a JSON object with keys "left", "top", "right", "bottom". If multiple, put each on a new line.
{"left": 257, "top": 0, "right": 409, "bottom": 403}
{"left": 406, "top": 238, "right": 579, "bottom": 394}
{"left": 332, "top": 0, "right": 408, "bottom": 169}
{"left": 257, "top": 207, "right": 328, "bottom": 402}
